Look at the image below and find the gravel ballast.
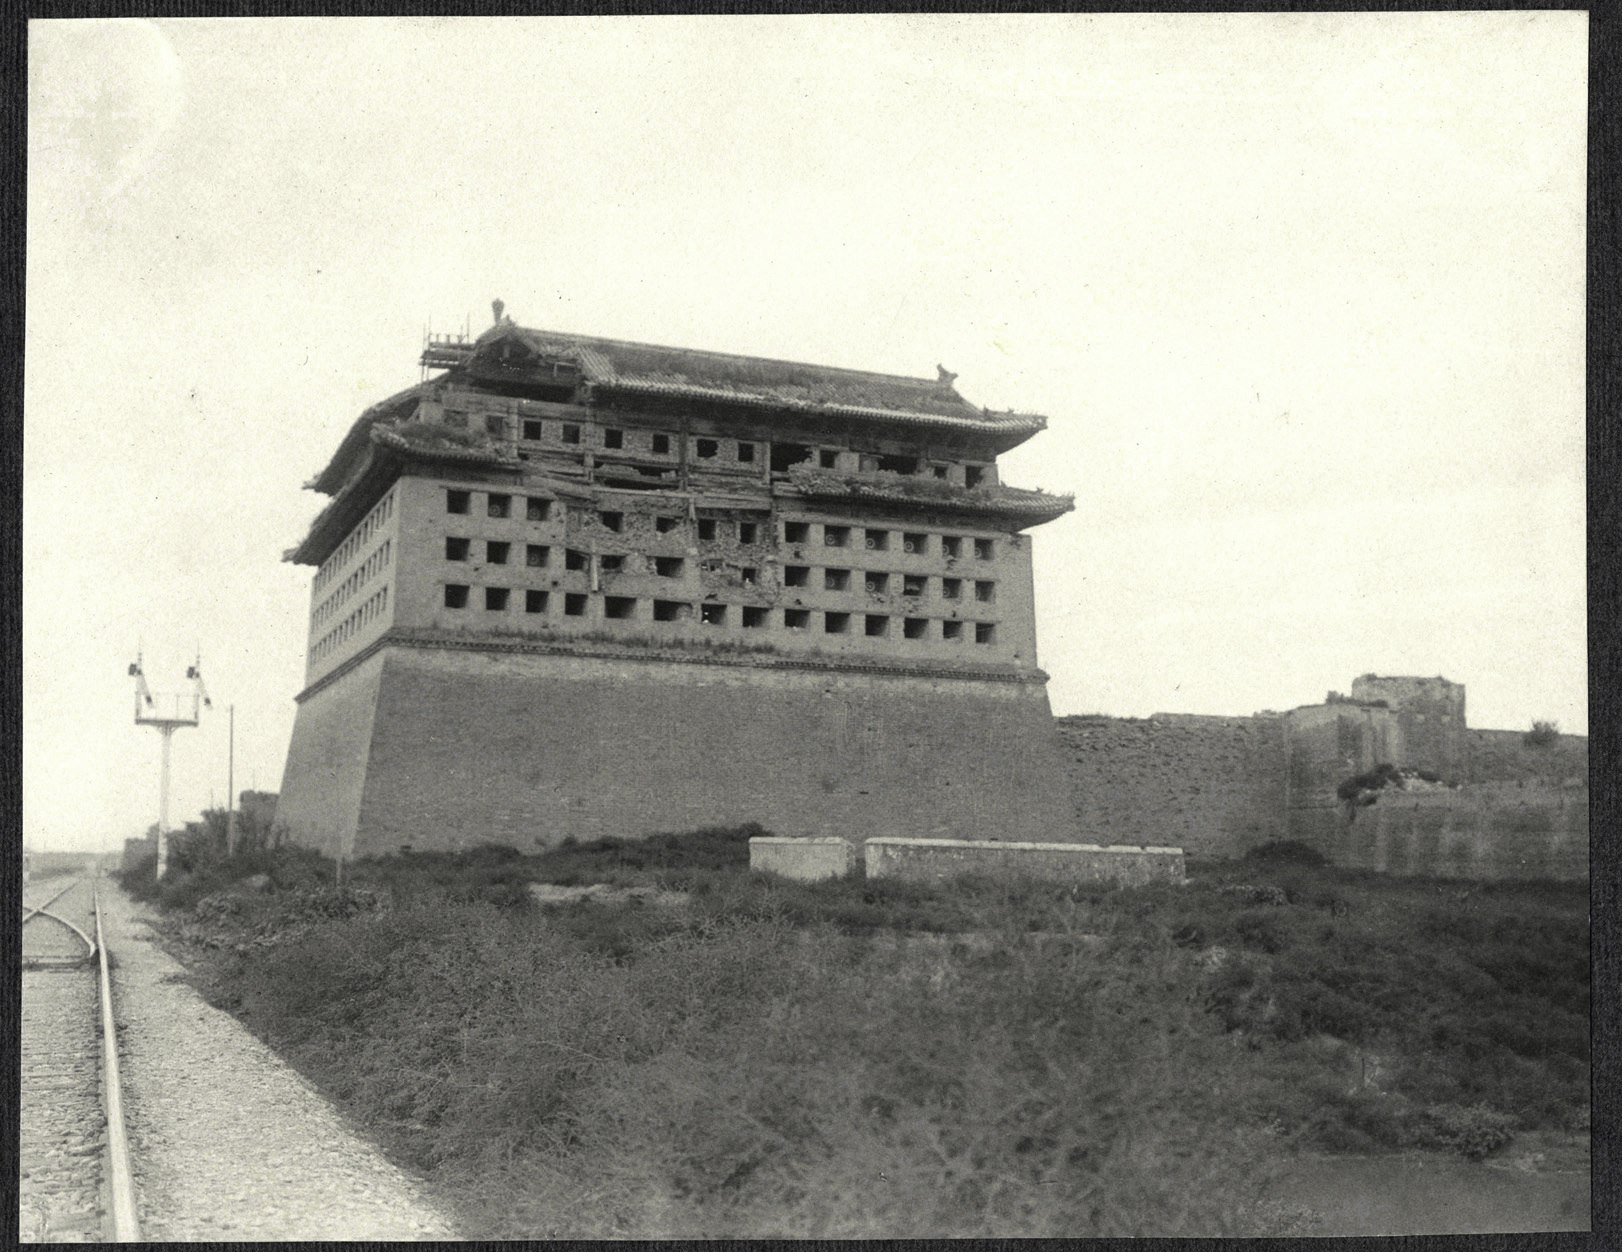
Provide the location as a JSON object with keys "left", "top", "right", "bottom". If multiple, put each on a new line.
{"left": 97, "top": 882, "right": 460, "bottom": 1241}
{"left": 19, "top": 972, "right": 104, "bottom": 1243}
{"left": 21, "top": 880, "right": 104, "bottom": 1243}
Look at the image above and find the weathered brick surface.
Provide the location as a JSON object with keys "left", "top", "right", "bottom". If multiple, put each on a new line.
{"left": 1349, "top": 674, "right": 1469, "bottom": 778}
{"left": 1286, "top": 703, "right": 1404, "bottom": 791}
{"left": 1058, "top": 691, "right": 1589, "bottom": 880}
{"left": 1288, "top": 783, "right": 1589, "bottom": 881}
{"left": 1056, "top": 713, "right": 1287, "bottom": 859}
{"left": 1463, "top": 727, "right": 1588, "bottom": 785}
{"left": 277, "top": 642, "right": 1078, "bottom": 858}
{"left": 386, "top": 474, "right": 1043, "bottom": 669}
{"left": 865, "top": 836, "right": 1185, "bottom": 886}
{"left": 273, "top": 653, "right": 385, "bottom": 860}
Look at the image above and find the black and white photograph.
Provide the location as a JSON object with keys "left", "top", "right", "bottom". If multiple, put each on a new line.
{"left": 20, "top": 12, "right": 1591, "bottom": 1241}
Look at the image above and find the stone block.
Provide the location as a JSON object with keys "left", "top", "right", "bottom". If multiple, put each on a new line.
{"left": 864, "top": 837, "right": 1184, "bottom": 887}
{"left": 750, "top": 837, "right": 853, "bottom": 882}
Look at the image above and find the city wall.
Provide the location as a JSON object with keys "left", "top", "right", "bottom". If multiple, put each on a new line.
{"left": 1463, "top": 728, "right": 1589, "bottom": 785}
{"left": 1056, "top": 690, "right": 1587, "bottom": 880}
{"left": 1056, "top": 713, "right": 1287, "bottom": 859}
{"left": 1287, "top": 783, "right": 1589, "bottom": 881}
{"left": 275, "top": 660, "right": 1587, "bottom": 882}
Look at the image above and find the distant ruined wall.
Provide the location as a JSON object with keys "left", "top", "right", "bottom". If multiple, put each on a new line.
{"left": 28, "top": 850, "right": 102, "bottom": 875}
{"left": 1286, "top": 783, "right": 1589, "bottom": 881}
{"left": 1275, "top": 699, "right": 1591, "bottom": 880}
{"left": 1349, "top": 674, "right": 1468, "bottom": 779}
{"left": 1059, "top": 675, "right": 1588, "bottom": 880}
{"left": 1464, "top": 728, "right": 1588, "bottom": 785}
{"left": 1056, "top": 713, "right": 1287, "bottom": 859}
{"left": 1285, "top": 703, "right": 1403, "bottom": 796}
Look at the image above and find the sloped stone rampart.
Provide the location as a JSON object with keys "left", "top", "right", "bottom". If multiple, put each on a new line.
{"left": 274, "top": 650, "right": 386, "bottom": 861}
{"left": 864, "top": 837, "right": 1184, "bottom": 886}
{"left": 278, "top": 642, "right": 1078, "bottom": 857}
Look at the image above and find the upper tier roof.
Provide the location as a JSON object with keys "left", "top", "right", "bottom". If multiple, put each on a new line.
{"left": 428, "top": 322, "right": 1049, "bottom": 437}
{"left": 304, "top": 322, "right": 1059, "bottom": 508}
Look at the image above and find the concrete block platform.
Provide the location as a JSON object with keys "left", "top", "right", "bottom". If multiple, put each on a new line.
{"left": 864, "top": 837, "right": 1184, "bottom": 887}
{"left": 748, "top": 836, "right": 854, "bottom": 882}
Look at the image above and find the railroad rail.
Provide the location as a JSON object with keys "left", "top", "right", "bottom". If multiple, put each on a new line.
{"left": 20, "top": 877, "right": 142, "bottom": 1241}
{"left": 21, "top": 880, "right": 98, "bottom": 969}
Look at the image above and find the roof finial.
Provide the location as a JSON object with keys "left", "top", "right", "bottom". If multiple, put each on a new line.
{"left": 936, "top": 364, "right": 957, "bottom": 387}
{"left": 492, "top": 298, "right": 505, "bottom": 326}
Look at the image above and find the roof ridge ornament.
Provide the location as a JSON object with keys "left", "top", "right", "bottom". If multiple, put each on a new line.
{"left": 936, "top": 364, "right": 957, "bottom": 387}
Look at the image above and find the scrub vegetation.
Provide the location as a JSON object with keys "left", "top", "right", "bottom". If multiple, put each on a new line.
{"left": 119, "top": 827, "right": 1588, "bottom": 1239}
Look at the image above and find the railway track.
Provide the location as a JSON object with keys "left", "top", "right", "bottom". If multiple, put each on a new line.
{"left": 20, "top": 876, "right": 141, "bottom": 1242}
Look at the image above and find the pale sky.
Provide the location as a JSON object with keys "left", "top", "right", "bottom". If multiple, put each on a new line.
{"left": 24, "top": 13, "right": 1587, "bottom": 853}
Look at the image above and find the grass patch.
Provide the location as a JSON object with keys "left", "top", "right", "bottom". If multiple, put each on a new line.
{"left": 218, "top": 902, "right": 1296, "bottom": 1237}
{"left": 116, "top": 844, "right": 333, "bottom": 912}
{"left": 129, "top": 830, "right": 1588, "bottom": 1238}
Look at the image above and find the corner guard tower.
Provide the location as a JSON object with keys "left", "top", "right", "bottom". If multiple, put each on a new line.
{"left": 275, "top": 310, "right": 1078, "bottom": 859}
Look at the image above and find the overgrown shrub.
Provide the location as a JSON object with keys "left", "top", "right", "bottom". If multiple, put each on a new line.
{"left": 116, "top": 844, "right": 333, "bottom": 910}
{"left": 1335, "top": 763, "right": 1402, "bottom": 803}
{"left": 231, "top": 904, "right": 1294, "bottom": 1237}
{"left": 1524, "top": 720, "right": 1560, "bottom": 747}
{"left": 527, "top": 823, "right": 764, "bottom": 886}
{"left": 1234, "top": 909, "right": 1289, "bottom": 954}
{"left": 1408, "top": 1103, "right": 1518, "bottom": 1159}
{"left": 114, "top": 853, "right": 158, "bottom": 897}
{"left": 135, "top": 839, "right": 1588, "bottom": 1232}
{"left": 1244, "top": 841, "right": 1327, "bottom": 867}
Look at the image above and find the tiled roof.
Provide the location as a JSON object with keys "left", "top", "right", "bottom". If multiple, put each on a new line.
{"left": 451, "top": 324, "right": 1048, "bottom": 435}
{"left": 287, "top": 423, "right": 520, "bottom": 565}
{"left": 307, "top": 383, "right": 433, "bottom": 495}
{"left": 306, "top": 384, "right": 523, "bottom": 497}
{"left": 370, "top": 423, "right": 521, "bottom": 468}
{"left": 785, "top": 466, "right": 1074, "bottom": 525}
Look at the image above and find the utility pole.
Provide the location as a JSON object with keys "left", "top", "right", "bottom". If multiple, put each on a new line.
{"left": 129, "top": 651, "right": 211, "bottom": 881}
{"left": 226, "top": 704, "right": 238, "bottom": 858}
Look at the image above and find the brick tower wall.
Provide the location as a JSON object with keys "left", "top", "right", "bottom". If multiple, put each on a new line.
{"left": 273, "top": 651, "right": 386, "bottom": 860}
{"left": 276, "top": 640, "right": 1079, "bottom": 859}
